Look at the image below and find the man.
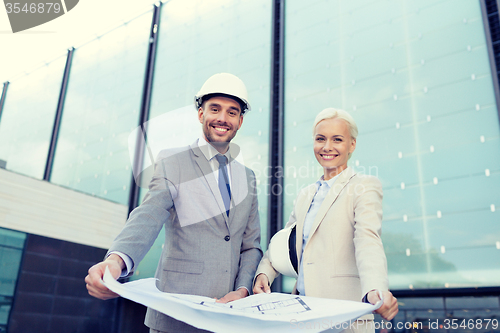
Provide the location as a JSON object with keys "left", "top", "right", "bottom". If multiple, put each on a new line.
{"left": 85, "top": 73, "right": 262, "bottom": 333}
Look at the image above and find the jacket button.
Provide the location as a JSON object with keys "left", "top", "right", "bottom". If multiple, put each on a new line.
{"left": 224, "top": 235, "right": 230, "bottom": 241}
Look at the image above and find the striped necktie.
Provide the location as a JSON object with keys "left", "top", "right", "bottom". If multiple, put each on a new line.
{"left": 215, "top": 154, "right": 231, "bottom": 216}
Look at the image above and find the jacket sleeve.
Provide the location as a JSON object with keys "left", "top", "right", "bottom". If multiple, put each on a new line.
{"left": 352, "top": 176, "right": 389, "bottom": 296}
{"left": 107, "top": 152, "right": 176, "bottom": 275}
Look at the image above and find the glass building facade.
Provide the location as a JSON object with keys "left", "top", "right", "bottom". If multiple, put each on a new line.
{"left": 50, "top": 9, "right": 154, "bottom": 205}
{"left": 0, "top": 229, "right": 25, "bottom": 332}
{"left": 283, "top": 0, "right": 500, "bottom": 291}
{"left": 0, "top": 0, "right": 499, "bottom": 332}
{"left": 0, "top": 56, "right": 66, "bottom": 179}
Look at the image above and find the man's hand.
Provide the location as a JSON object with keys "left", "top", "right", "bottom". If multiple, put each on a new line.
{"left": 85, "top": 254, "right": 124, "bottom": 300}
{"left": 368, "top": 290, "right": 398, "bottom": 321}
{"left": 252, "top": 273, "right": 271, "bottom": 294}
{"left": 216, "top": 287, "right": 248, "bottom": 303}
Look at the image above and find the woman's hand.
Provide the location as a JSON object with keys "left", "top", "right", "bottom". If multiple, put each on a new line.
{"left": 368, "top": 290, "right": 398, "bottom": 321}
{"left": 253, "top": 273, "right": 271, "bottom": 294}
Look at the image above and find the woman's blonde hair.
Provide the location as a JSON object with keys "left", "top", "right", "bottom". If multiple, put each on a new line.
{"left": 312, "top": 108, "right": 358, "bottom": 140}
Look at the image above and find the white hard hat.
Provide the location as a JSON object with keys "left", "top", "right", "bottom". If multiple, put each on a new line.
{"left": 268, "top": 223, "right": 299, "bottom": 279}
{"left": 194, "top": 73, "right": 251, "bottom": 113}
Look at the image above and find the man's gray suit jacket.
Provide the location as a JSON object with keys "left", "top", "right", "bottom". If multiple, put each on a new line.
{"left": 108, "top": 141, "right": 263, "bottom": 332}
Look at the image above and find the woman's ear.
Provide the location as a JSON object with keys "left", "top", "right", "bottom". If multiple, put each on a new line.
{"left": 349, "top": 138, "right": 356, "bottom": 154}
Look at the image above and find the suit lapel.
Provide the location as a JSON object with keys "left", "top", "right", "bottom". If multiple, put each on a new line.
{"left": 190, "top": 141, "right": 228, "bottom": 225}
{"left": 306, "top": 167, "right": 356, "bottom": 245}
{"left": 228, "top": 157, "right": 246, "bottom": 226}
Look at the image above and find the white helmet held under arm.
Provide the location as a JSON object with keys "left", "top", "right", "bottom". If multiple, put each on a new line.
{"left": 268, "top": 222, "right": 299, "bottom": 279}
{"left": 194, "top": 73, "right": 251, "bottom": 114}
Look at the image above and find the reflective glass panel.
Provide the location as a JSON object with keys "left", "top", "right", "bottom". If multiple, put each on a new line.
{"left": 284, "top": 0, "right": 500, "bottom": 290}
{"left": 0, "top": 228, "right": 26, "bottom": 331}
{"left": 50, "top": 9, "right": 153, "bottom": 205}
{"left": 0, "top": 56, "right": 66, "bottom": 179}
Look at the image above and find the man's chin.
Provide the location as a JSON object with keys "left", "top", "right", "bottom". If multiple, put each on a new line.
{"left": 209, "top": 141, "right": 230, "bottom": 148}
{"left": 207, "top": 133, "right": 235, "bottom": 144}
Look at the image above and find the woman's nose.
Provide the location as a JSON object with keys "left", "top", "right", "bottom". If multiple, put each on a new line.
{"left": 323, "top": 140, "right": 333, "bottom": 151}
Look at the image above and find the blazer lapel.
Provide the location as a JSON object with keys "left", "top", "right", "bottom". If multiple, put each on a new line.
{"left": 295, "top": 184, "right": 317, "bottom": 264}
{"left": 227, "top": 157, "right": 247, "bottom": 226}
{"left": 190, "top": 141, "right": 228, "bottom": 225}
{"left": 306, "top": 167, "right": 356, "bottom": 248}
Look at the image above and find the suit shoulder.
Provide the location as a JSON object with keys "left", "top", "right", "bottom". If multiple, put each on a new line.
{"left": 297, "top": 182, "right": 317, "bottom": 198}
{"left": 231, "top": 159, "right": 255, "bottom": 178}
{"left": 243, "top": 165, "right": 256, "bottom": 177}
{"left": 156, "top": 145, "right": 192, "bottom": 162}
{"left": 351, "top": 173, "right": 382, "bottom": 187}
{"left": 154, "top": 146, "right": 192, "bottom": 181}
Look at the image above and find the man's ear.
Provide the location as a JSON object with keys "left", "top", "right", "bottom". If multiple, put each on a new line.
{"left": 198, "top": 107, "right": 204, "bottom": 124}
{"left": 237, "top": 114, "right": 244, "bottom": 130}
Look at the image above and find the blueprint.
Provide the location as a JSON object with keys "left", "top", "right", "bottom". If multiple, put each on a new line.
{"left": 102, "top": 267, "right": 381, "bottom": 332}
{"left": 173, "top": 292, "right": 311, "bottom": 315}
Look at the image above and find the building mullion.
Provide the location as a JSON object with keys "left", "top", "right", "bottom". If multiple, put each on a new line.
{"left": 0, "top": 81, "right": 9, "bottom": 122}
{"left": 43, "top": 48, "right": 75, "bottom": 181}
{"left": 481, "top": 0, "right": 500, "bottom": 118}
{"left": 127, "top": 2, "right": 162, "bottom": 214}
{"left": 267, "top": 0, "right": 285, "bottom": 292}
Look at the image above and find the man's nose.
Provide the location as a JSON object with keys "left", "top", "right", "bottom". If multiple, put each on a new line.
{"left": 216, "top": 110, "right": 229, "bottom": 123}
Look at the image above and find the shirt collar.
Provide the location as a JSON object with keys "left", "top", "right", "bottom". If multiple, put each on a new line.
{"left": 197, "top": 136, "right": 231, "bottom": 161}
{"left": 316, "top": 170, "right": 342, "bottom": 189}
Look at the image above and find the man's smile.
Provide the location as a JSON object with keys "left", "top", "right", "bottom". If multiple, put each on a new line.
{"left": 213, "top": 125, "right": 229, "bottom": 133}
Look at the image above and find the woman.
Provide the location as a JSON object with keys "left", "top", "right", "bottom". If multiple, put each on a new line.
{"left": 253, "top": 108, "right": 398, "bottom": 331}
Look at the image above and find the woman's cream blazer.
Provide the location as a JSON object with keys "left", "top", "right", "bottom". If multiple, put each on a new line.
{"left": 256, "top": 167, "right": 389, "bottom": 303}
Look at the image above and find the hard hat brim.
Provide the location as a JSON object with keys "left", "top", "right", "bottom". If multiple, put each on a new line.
{"left": 195, "top": 93, "right": 249, "bottom": 114}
